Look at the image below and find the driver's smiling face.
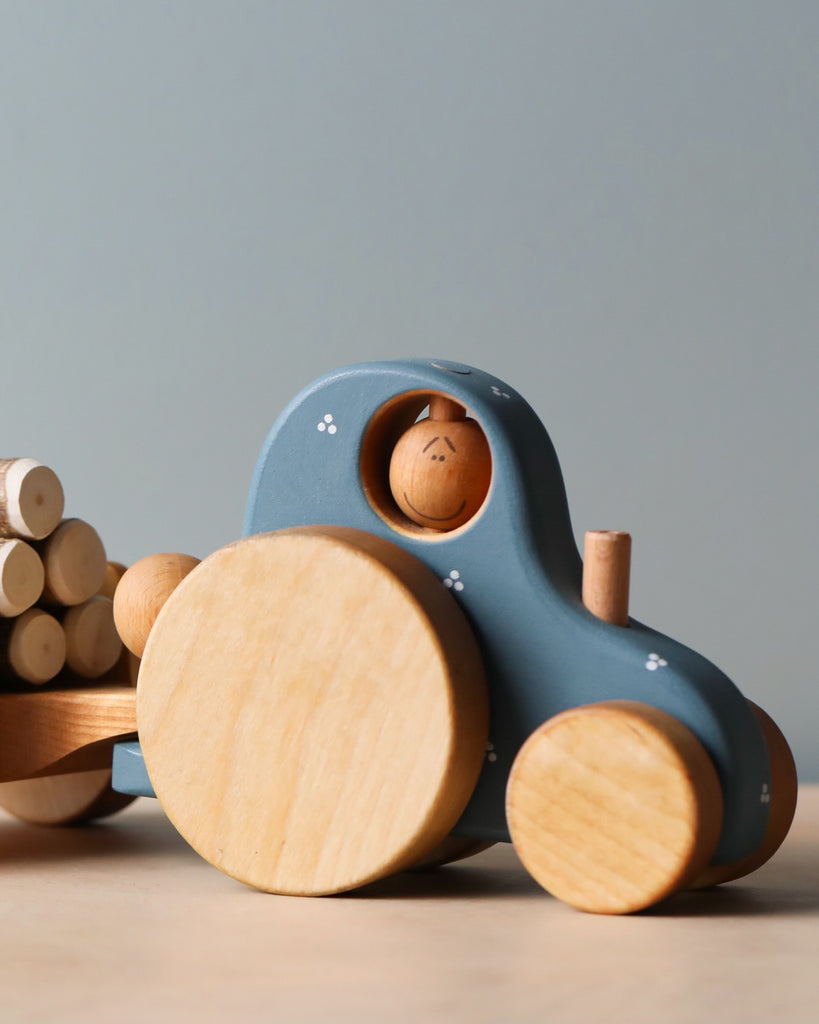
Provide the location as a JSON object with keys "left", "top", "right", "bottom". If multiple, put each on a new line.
{"left": 388, "top": 416, "right": 492, "bottom": 532}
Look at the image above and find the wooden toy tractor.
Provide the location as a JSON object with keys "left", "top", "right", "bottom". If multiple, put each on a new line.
{"left": 4, "top": 360, "right": 797, "bottom": 915}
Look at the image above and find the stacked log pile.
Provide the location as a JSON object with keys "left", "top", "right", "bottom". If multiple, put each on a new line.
{"left": 0, "top": 458, "right": 124, "bottom": 687}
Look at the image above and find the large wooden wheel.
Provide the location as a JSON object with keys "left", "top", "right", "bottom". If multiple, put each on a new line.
{"left": 691, "top": 701, "right": 798, "bottom": 888}
{"left": 506, "top": 700, "right": 723, "bottom": 914}
{"left": 137, "top": 526, "right": 489, "bottom": 895}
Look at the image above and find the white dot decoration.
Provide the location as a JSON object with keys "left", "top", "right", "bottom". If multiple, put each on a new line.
{"left": 443, "top": 570, "right": 464, "bottom": 592}
{"left": 490, "top": 384, "right": 511, "bottom": 399}
{"left": 317, "top": 414, "right": 337, "bottom": 435}
{"left": 645, "top": 653, "right": 668, "bottom": 671}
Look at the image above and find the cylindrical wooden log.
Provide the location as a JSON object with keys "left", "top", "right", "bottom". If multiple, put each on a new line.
{"left": 63, "top": 596, "right": 123, "bottom": 679}
{"left": 0, "top": 608, "right": 66, "bottom": 685}
{"left": 582, "top": 530, "right": 631, "bottom": 627}
{"left": 0, "top": 538, "right": 45, "bottom": 617}
{"left": 98, "top": 561, "right": 128, "bottom": 601}
{"left": 0, "top": 458, "right": 64, "bottom": 541}
{"left": 97, "top": 561, "right": 140, "bottom": 685}
{"left": 37, "top": 519, "right": 108, "bottom": 607}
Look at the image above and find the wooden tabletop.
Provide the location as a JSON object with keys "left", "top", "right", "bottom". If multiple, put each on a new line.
{"left": 0, "top": 785, "right": 817, "bottom": 1023}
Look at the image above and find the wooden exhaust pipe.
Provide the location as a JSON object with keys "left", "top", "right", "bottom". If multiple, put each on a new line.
{"left": 582, "top": 530, "right": 631, "bottom": 627}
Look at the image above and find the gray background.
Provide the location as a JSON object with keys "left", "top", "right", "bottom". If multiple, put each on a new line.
{"left": 1, "top": 2, "right": 817, "bottom": 778}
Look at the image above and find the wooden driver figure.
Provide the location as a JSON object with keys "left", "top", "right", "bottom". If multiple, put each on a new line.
{"left": 388, "top": 396, "right": 491, "bottom": 531}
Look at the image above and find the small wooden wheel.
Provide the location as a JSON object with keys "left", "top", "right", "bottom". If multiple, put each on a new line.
{"left": 0, "top": 770, "right": 135, "bottom": 826}
{"left": 691, "top": 701, "right": 798, "bottom": 888}
{"left": 138, "top": 526, "right": 488, "bottom": 895}
{"left": 506, "top": 700, "right": 723, "bottom": 914}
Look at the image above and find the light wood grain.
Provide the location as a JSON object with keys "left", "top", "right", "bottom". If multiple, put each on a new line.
{"left": 0, "top": 607, "right": 65, "bottom": 685}
{"left": 63, "top": 596, "right": 123, "bottom": 678}
{"left": 0, "top": 767, "right": 134, "bottom": 825}
{"left": 0, "top": 685, "right": 136, "bottom": 783}
{"left": 692, "top": 700, "right": 798, "bottom": 888}
{"left": 0, "top": 537, "right": 44, "bottom": 617}
{"left": 138, "top": 526, "right": 488, "bottom": 895}
{"left": 582, "top": 530, "right": 631, "bottom": 626}
{"left": 506, "top": 700, "right": 723, "bottom": 913}
{"left": 0, "top": 458, "right": 64, "bottom": 541}
{"left": 113, "top": 552, "right": 200, "bottom": 658}
{"left": 388, "top": 407, "right": 491, "bottom": 531}
{"left": 37, "top": 518, "right": 108, "bottom": 607}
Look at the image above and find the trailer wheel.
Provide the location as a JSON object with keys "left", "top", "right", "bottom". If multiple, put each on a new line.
{"left": 0, "top": 770, "right": 135, "bottom": 826}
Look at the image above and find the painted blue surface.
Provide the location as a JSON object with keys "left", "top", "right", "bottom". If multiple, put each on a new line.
{"left": 241, "top": 358, "right": 771, "bottom": 864}
{"left": 112, "top": 740, "right": 155, "bottom": 798}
